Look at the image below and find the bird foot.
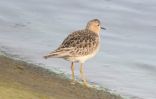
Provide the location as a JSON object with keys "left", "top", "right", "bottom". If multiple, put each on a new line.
{"left": 83, "top": 81, "right": 90, "bottom": 87}
{"left": 70, "top": 80, "right": 76, "bottom": 85}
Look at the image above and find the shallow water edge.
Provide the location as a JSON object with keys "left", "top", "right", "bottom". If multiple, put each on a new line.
{"left": 0, "top": 54, "right": 123, "bottom": 99}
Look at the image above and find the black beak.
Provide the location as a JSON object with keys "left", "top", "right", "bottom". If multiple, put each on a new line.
{"left": 101, "top": 27, "right": 106, "bottom": 30}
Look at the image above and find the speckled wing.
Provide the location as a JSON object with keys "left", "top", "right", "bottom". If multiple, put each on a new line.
{"left": 53, "top": 29, "right": 99, "bottom": 57}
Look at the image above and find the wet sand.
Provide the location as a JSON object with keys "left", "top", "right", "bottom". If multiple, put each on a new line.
{"left": 0, "top": 55, "right": 122, "bottom": 99}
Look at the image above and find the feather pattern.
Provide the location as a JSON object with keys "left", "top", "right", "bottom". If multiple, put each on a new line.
{"left": 44, "top": 29, "right": 99, "bottom": 60}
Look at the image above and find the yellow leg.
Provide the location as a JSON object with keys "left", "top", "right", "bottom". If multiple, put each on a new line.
{"left": 71, "top": 62, "right": 75, "bottom": 84}
{"left": 80, "top": 63, "right": 88, "bottom": 87}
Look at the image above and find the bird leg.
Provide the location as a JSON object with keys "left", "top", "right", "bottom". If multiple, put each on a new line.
{"left": 80, "top": 63, "right": 88, "bottom": 87}
{"left": 71, "top": 62, "right": 75, "bottom": 84}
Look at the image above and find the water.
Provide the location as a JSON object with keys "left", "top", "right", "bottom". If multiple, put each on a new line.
{"left": 0, "top": 0, "right": 156, "bottom": 98}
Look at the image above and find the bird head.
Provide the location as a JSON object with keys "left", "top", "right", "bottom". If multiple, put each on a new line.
{"left": 86, "top": 19, "right": 106, "bottom": 34}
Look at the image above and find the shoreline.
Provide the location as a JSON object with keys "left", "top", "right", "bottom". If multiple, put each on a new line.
{"left": 0, "top": 55, "right": 123, "bottom": 99}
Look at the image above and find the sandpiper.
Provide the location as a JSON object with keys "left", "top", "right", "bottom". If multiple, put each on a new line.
{"left": 44, "top": 19, "right": 105, "bottom": 86}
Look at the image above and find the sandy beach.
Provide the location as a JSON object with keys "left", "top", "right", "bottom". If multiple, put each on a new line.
{"left": 0, "top": 55, "right": 122, "bottom": 99}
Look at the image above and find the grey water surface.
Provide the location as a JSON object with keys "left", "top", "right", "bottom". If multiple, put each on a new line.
{"left": 0, "top": 0, "right": 156, "bottom": 99}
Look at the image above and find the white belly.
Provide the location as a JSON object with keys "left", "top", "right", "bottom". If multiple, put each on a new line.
{"left": 65, "top": 46, "right": 100, "bottom": 63}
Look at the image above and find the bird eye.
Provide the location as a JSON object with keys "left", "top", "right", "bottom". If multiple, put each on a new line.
{"left": 97, "top": 24, "right": 100, "bottom": 26}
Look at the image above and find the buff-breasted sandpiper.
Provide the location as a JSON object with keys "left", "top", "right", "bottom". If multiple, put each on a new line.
{"left": 44, "top": 19, "right": 105, "bottom": 86}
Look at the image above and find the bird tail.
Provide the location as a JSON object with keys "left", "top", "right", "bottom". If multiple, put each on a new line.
{"left": 44, "top": 54, "right": 54, "bottom": 59}
{"left": 43, "top": 48, "right": 71, "bottom": 59}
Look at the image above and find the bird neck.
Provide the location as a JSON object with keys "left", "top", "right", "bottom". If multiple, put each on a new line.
{"left": 85, "top": 28, "right": 100, "bottom": 35}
